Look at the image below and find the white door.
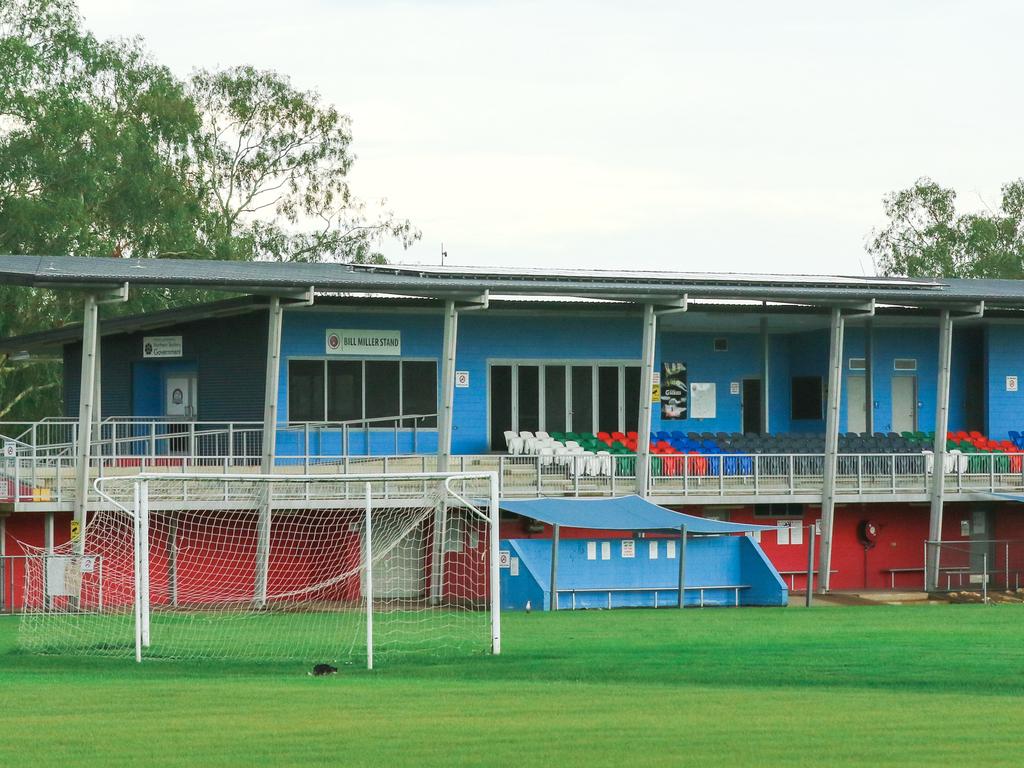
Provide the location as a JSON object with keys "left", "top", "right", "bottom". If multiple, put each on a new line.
{"left": 165, "top": 375, "right": 197, "bottom": 419}
{"left": 891, "top": 376, "right": 917, "bottom": 433}
{"left": 847, "top": 375, "right": 866, "bottom": 433}
{"left": 366, "top": 525, "right": 426, "bottom": 599}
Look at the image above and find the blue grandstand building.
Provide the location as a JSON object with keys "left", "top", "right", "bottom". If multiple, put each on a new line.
{"left": 2, "top": 256, "right": 1024, "bottom": 598}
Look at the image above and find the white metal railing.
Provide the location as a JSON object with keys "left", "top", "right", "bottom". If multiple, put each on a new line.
{"left": 4, "top": 450, "right": 1024, "bottom": 506}
{"left": 0, "top": 414, "right": 438, "bottom": 463}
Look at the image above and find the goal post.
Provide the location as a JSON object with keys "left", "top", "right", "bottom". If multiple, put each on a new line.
{"left": 18, "top": 471, "right": 501, "bottom": 667}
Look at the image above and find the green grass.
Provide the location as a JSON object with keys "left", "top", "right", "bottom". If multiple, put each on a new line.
{"left": 2, "top": 605, "right": 1023, "bottom": 767}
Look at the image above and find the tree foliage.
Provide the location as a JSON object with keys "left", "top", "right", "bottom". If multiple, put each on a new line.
{"left": 868, "top": 177, "right": 1024, "bottom": 279}
{"left": 189, "top": 66, "right": 417, "bottom": 263}
{"left": 0, "top": 0, "right": 418, "bottom": 420}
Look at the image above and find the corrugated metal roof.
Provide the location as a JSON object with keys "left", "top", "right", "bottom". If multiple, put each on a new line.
{"left": 1, "top": 254, "right": 1022, "bottom": 306}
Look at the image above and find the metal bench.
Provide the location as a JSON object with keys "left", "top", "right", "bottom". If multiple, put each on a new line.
{"left": 557, "top": 584, "right": 750, "bottom": 609}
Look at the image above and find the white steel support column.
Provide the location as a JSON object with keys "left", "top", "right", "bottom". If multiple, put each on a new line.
{"left": 260, "top": 296, "right": 284, "bottom": 473}
{"left": 73, "top": 294, "right": 99, "bottom": 555}
{"left": 636, "top": 304, "right": 657, "bottom": 496}
{"left": 167, "top": 513, "right": 179, "bottom": 607}
{"left": 438, "top": 300, "right": 458, "bottom": 472}
{"left": 256, "top": 296, "right": 284, "bottom": 606}
{"left": 864, "top": 319, "right": 874, "bottom": 435}
{"left": 926, "top": 309, "right": 954, "bottom": 591}
{"left": 760, "top": 317, "right": 770, "bottom": 434}
{"left": 818, "top": 307, "right": 846, "bottom": 593}
{"left": 429, "top": 495, "right": 448, "bottom": 605}
{"left": 549, "top": 523, "right": 560, "bottom": 611}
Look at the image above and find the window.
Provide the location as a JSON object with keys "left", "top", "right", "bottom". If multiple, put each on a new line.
{"left": 753, "top": 503, "right": 803, "bottom": 518}
{"left": 364, "top": 361, "right": 400, "bottom": 426}
{"left": 893, "top": 358, "right": 917, "bottom": 371}
{"left": 489, "top": 365, "right": 513, "bottom": 447}
{"left": 544, "top": 366, "right": 567, "bottom": 433}
{"left": 288, "top": 359, "right": 437, "bottom": 425}
{"left": 791, "top": 376, "right": 823, "bottom": 420}
{"left": 597, "top": 366, "right": 620, "bottom": 434}
{"left": 402, "top": 361, "right": 438, "bottom": 427}
{"left": 489, "top": 362, "right": 642, "bottom": 447}
{"left": 327, "top": 361, "right": 361, "bottom": 422}
{"left": 288, "top": 361, "right": 324, "bottom": 422}
{"left": 848, "top": 357, "right": 866, "bottom": 371}
{"left": 518, "top": 366, "right": 540, "bottom": 432}
{"left": 623, "top": 366, "right": 641, "bottom": 432}
{"left": 713, "top": 338, "right": 728, "bottom": 352}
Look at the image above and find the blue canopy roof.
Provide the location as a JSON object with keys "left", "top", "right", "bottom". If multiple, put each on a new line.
{"left": 499, "top": 495, "right": 774, "bottom": 534}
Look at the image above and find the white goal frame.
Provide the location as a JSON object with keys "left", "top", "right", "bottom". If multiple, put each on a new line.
{"left": 92, "top": 471, "right": 501, "bottom": 666}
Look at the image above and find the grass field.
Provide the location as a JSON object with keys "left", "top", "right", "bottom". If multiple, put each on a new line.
{"left": 2, "top": 605, "right": 1023, "bottom": 767}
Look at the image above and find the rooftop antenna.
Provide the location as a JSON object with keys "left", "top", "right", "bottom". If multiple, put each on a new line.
{"left": 441, "top": 243, "right": 447, "bottom": 267}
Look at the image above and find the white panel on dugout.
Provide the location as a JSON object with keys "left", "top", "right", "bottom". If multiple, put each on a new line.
{"left": 366, "top": 526, "right": 426, "bottom": 598}
{"left": 45, "top": 556, "right": 79, "bottom": 598}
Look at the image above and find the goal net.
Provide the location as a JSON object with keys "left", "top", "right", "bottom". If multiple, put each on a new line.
{"left": 18, "top": 472, "right": 500, "bottom": 667}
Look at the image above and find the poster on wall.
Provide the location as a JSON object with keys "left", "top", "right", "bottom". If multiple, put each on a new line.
{"left": 660, "top": 361, "right": 688, "bottom": 420}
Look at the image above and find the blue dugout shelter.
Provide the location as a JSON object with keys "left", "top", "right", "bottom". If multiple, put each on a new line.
{"left": 498, "top": 495, "right": 787, "bottom": 610}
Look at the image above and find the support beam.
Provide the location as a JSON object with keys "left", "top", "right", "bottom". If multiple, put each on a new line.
{"left": 429, "top": 496, "right": 447, "bottom": 605}
{"left": 818, "top": 307, "right": 846, "bottom": 592}
{"left": 760, "top": 317, "right": 770, "bottom": 434}
{"left": 677, "top": 525, "right": 687, "bottom": 608}
{"left": 864, "top": 318, "right": 874, "bottom": 435}
{"left": 549, "top": 524, "right": 560, "bottom": 611}
{"left": 926, "top": 309, "right": 954, "bottom": 591}
{"left": 255, "top": 296, "right": 284, "bottom": 606}
{"left": 438, "top": 299, "right": 458, "bottom": 472}
{"left": 260, "top": 296, "right": 284, "bottom": 473}
{"left": 167, "top": 513, "right": 179, "bottom": 607}
{"left": 72, "top": 294, "right": 99, "bottom": 555}
{"left": 636, "top": 304, "right": 657, "bottom": 496}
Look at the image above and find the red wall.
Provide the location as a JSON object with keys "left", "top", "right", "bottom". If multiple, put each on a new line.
{"left": 4, "top": 502, "right": 1023, "bottom": 609}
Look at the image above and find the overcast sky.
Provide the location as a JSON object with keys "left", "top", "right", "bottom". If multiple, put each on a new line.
{"left": 78, "top": 1, "right": 1023, "bottom": 275}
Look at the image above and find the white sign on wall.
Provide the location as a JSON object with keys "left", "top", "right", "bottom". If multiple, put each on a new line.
{"left": 1007, "top": 375, "right": 1018, "bottom": 392}
{"left": 621, "top": 540, "right": 635, "bottom": 558}
{"left": 455, "top": 371, "right": 470, "bottom": 388}
{"left": 730, "top": 381, "right": 740, "bottom": 395}
{"left": 2, "top": 442, "right": 15, "bottom": 458}
{"left": 498, "top": 550, "right": 511, "bottom": 568}
{"left": 325, "top": 329, "right": 401, "bottom": 356}
{"left": 143, "top": 336, "right": 182, "bottom": 359}
{"left": 690, "top": 382, "right": 717, "bottom": 419}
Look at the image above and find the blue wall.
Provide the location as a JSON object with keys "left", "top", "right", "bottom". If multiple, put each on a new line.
{"left": 500, "top": 535, "right": 787, "bottom": 610}
{"left": 273, "top": 307, "right": 1008, "bottom": 455}
{"left": 986, "top": 325, "right": 1024, "bottom": 440}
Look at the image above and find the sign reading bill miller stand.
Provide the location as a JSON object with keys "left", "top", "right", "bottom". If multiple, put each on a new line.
{"left": 325, "top": 329, "right": 402, "bottom": 356}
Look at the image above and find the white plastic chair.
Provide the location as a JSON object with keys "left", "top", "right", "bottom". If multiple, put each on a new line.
{"left": 536, "top": 431, "right": 551, "bottom": 441}
{"left": 539, "top": 446, "right": 555, "bottom": 467}
{"left": 596, "top": 450, "right": 612, "bottom": 476}
{"left": 503, "top": 430, "right": 517, "bottom": 451}
{"left": 508, "top": 437, "right": 524, "bottom": 456}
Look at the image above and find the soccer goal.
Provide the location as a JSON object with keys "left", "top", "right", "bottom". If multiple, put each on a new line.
{"left": 18, "top": 472, "right": 500, "bottom": 667}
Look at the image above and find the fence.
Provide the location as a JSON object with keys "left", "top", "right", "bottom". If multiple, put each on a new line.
{"left": 924, "top": 539, "right": 1024, "bottom": 593}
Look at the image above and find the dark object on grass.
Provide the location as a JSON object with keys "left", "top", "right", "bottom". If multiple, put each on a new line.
{"left": 310, "top": 664, "right": 338, "bottom": 676}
